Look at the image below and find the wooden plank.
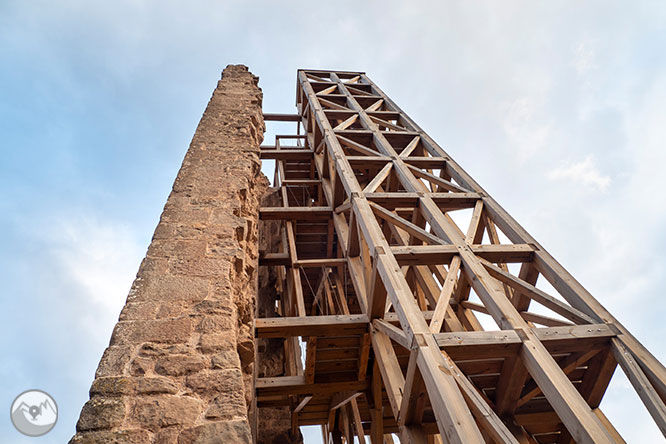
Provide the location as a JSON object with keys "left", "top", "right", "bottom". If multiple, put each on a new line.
{"left": 351, "top": 397, "right": 368, "bottom": 444}
{"left": 364, "top": 162, "right": 393, "bottom": 193}
{"left": 415, "top": 338, "right": 486, "bottom": 443}
{"left": 495, "top": 352, "right": 530, "bottom": 415}
{"left": 399, "top": 136, "right": 421, "bottom": 158}
{"left": 612, "top": 338, "right": 666, "bottom": 436}
{"left": 259, "top": 252, "right": 290, "bottom": 266}
{"left": 358, "top": 333, "right": 371, "bottom": 381}
{"left": 406, "top": 163, "right": 470, "bottom": 193}
{"left": 593, "top": 408, "right": 627, "bottom": 444}
{"left": 520, "top": 331, "right": 616, "bottom": 444}
{"left": 521, "top": 311, "right": 573, "bottom": 328}
{"left": 298, "top": 258, "right": 348, "bottom": 267}
{"left": 429, "top": 256, "right": 461, "bottom": 334}
{"left": 255, "top": 314, "right": 368, "bottom": 338}
{"left": 436, "top": 352, "right": 521, "bottom": 444}
{"left": 260, "top": 206, "right": 332, "bottom": 220}
{"left": 256, "top": 376, "right": 369, "bottom": 397}
{"left": 319, "top": 96, "right": 351, "bottom": 111}
{"left": 517, "top": 348, "right": 601, "bottom": 408}
{"left": 370, "top": 328, "right": 406, "bottom": 418}
{"left": 305, "top": 336, "right": 317, "bottom": 384}
{"left": 399, "top": 350, "right": 427, "bottom": 426}
{"left": 329, "top": 391, "right": 363, "bottom": 410}
{"left": 260, "top": 256, "right": 348, "bottom": 268}
{"left": 337, "top": 134, "right": 383, "bottom": 157}
{"left": 391, "top": 244, "right": 535, "bottom": 265}
{"left": 365, "top": 192, "right": 479, "bottom": 210}
{"left": 294, "top": 395, "right": 312, "bottom": 413}
{"left": 334, "top": 114, "right": 359, "bottom": 131}
{"left": 370, "top": 361, "right": 384, "bottom": 444}
{"left": 480, "top": 259, "right": 594, "bottom": 325}
{"left": 369, "top": 201, "right": 446, "bottom": 246}
{"left": 373, "top": 319, "right": 410, "bottom": 349}
{"left": 260, "top": 149, "right": 313, "bottom": 160}
{"left": 465, "top": 200, "right": 485, "bottom": 244}
{"left": 292, "top": 395, "right": 313, "bottom": 434}
{"left": 264, "top": 113, "right": 301, "bottom": 121}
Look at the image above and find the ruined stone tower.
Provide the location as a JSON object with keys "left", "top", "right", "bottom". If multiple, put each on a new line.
{"left": 72, "top": 66, "right": 666, "bottom": 443}
{"left": 70, "top": 65, "right": 273, "bottom": 444}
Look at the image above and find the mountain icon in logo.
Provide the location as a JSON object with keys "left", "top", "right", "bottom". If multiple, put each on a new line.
{"left": 10, "top": 389, "right": 58, "bottom": 437}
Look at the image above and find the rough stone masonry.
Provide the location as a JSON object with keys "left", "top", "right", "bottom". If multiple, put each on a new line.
{"left": 70, "top": 65, "right": 268, "bottom": 444}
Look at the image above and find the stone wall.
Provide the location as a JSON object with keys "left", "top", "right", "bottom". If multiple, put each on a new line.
{"left": 70, "top": 65, "right": 266, "bottom": 444}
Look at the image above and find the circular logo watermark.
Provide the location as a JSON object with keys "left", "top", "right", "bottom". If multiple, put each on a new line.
{"left": 10, "top": 389, "right": 58, "bottom": 437}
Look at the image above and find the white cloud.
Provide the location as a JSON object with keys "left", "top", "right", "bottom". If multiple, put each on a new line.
{"left": 547, "top": 154, "right": 611, "bottom": 191}
{"left": 501, "top": 97, "right": 552, "bottom": 163}
{"left": 573, "top": 39, "right": 597, "bottom": 76}
{"left": 49, "top": 215, "right": 142, "bottom": 312}
{"left": 27, "top": 213, "right": 146, "bottom": 344}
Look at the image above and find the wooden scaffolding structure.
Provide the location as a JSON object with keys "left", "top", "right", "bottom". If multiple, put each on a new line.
{"left": 255, "top": 69, "right": 666, "bottom": 443}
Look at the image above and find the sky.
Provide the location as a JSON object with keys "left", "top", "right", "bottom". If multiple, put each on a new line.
{"left": 1, "top": 1, "right": 665, "bottom": 442}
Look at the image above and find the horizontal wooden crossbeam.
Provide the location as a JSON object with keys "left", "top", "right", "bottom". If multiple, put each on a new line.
{"left": 256, "top": 376, "right": 369, "bottom": 397}
{"left": 263, "top": 113, "right": 301, "bottom": 121}
{"left": 259, "top": 207, "right": 333, "bottom": 220}
{"left": 391, "top": 244, "right": 536, "bottom": 265}
{"left": 255, "top": 314, "right": 369, "bottom": 338}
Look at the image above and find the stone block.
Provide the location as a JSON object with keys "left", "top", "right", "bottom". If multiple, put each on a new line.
{"left": 136, "top": 376, "right": 179, "bottom": 395}
{"left": 111, "top": 318, "right": 193, "bottom": 345}
{"left": 76, "top": 398, "right": 126, "bottom": 431}
{"left": 177, "top": 421, "right": 252, "bottom": 444}
{"left": 130, "top": 395, "right": 201, "bottom": 431}
{"left": 147, "top": 239, "right": 207, "bottom": 259}
{"left": 90, "top": 377, "right": 135, "bottom": 397}
{"left": 153, "top": 429, "right": 179, "bottom": 444}
{"left": 194, "top": 314, "right": 235, "bottom": 334}
{"left": 167, "top": 257, "right": 232, "bottom": 279}
{"left": 129, "top": 356, "right": 154, "bottom": 376}
{"left": 210, "top": 350, "right": 241, "bottom": 369}
{"left": 69, "top": 429, "right": 151, "bottom": 444}
{"left": 95, "top": 346, "right": 133, "bottom": 378}
{"left": 198, "top": 333, "right": 236, "bottom": 354}
{"left": 155, "top": 354, "right": 208, "bottom": 376}
{"left": 119, "top": 302, "right": 159, "bottom": 321}
{"left": 130, "top": 274, "right": 210, "bottom": 303}
{"left": 192, "top": 299, "right": 234, "bottom": 317}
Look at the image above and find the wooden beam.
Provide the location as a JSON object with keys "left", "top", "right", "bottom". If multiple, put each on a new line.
{"left": 305, "top": 336, "right": 317, "bottom": 384}
{"left": 429, "top": 256, "right": 461, "bottom": 333}
{"left": 391, "top": 244, "right": 535, "bottom": 265}
{"left": 255, "top": 314, "right": 368, "bottom": 338}
{"left": 612, "top": 338, "right": 666, "bottom": 436}
{"left": 517, "top": 348, "right": 602, "bottom": 408}
{"left": 256, "top": 376, "right": 369, "bottom": 397}
{"left": 329, "top": 391, "right": 363, "bottom": 410}
{"left": 399, "top": 350, "right": 427, "bottom": 426}
{"left": 365, "top": 192, "right": 479, "bottom": 210}
{"left": 369, "top": 201, "right": 446, "bottom": 246}
{"left": 480, "top": 259, "right": 594, "bottom": 325}
{"left": 433, "top": 324, "right": 615, "bottom": 355}
{"left": 260, "top": 206, "right": 332, "bottom": 220}
{"left": 264, "top": 113, "right": 301, "bottom": 121}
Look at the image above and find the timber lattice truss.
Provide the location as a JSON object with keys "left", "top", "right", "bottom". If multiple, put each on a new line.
{"left": 255, "top": 69, "right": 666, "bottom": 444}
